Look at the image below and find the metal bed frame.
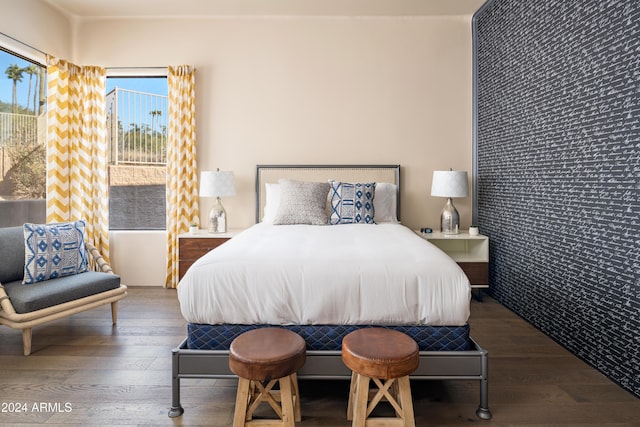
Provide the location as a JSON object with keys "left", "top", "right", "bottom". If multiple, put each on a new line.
{"left": 169, "top": 164, "right": 491, "bottom": 420}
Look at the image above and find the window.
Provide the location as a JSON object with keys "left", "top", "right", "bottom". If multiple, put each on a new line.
{"left": 0, "top": 46, "right": 46, "bottom": 227}
{"left": 106, "top": 76, "right": 168, "bottom": 230}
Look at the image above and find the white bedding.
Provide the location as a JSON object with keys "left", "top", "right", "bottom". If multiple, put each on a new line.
{"left": 177, "top": 223, "right": 471, "bottom": 326}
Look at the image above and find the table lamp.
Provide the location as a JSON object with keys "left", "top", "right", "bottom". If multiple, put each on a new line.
{"left": 430, "top": 169, "right": 469, "bottom": 235}
{"left": 200, "top": 169, "right": 236, "bottom": 233}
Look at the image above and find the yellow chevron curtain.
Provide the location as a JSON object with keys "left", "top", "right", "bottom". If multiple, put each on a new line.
{"left": 46, "top": 57, "right": 110, "bottom": 261}
{"left": 166, "top": 65, "right": 199, "bottom": 288}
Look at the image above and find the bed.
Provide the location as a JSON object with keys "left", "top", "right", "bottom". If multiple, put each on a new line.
{"left": 169, "top": 164, "right": 491, "bottom": 420}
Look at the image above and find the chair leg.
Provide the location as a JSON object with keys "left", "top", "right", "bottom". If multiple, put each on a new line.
{"left": 22, "top": 328, "right": 32, "bottom": 356}
{"left": 111, "top": 301, "right": 118, "bottom": 324}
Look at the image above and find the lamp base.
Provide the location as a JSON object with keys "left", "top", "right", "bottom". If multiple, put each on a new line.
{"left": 440, "top": 198, "right": 460, "bottom": 235}
{"left": 208, "top": 197, "right": 227, "bottom": 233}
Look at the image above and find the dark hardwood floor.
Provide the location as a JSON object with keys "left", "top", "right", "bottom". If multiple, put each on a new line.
{"left": 0, "top": 287, "right": 638, "bottom": 426}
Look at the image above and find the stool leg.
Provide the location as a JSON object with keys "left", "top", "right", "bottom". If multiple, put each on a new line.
{"left": 233, "top": 378, "right": 251, "bottom": 427}
{"left": 352, "top": 373, "right": 370, "bottom": 427}
{"left": 247, "top": 381, "right": 257, "bottom": 420}
{"left": 391, "top": 379, "right": 401, "bottom": 417}
{"left": 290, "top": 373, "right": 302, "bottom": 422}
{"left": 397, "top": 376, "right": 415, "bottom": 427}
{"left": 347, "top": 371, "right": 358, "bottom": 421}
{"left": 279, "top": 375, "right": 295, "bottom": 427}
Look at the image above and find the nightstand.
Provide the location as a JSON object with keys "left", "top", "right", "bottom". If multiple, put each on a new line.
{"left": 178, "top": 229, "right": 244, "bottom": 280}
{"left": 415, "top": 230, "right": 489, "bottom": 300}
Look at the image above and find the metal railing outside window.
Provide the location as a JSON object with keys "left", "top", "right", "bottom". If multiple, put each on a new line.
{"left": 106, "top": 87, "right": 168, "bottom": 165}
{"left": 0, "top": 112, "right": 38, "bottom": 177}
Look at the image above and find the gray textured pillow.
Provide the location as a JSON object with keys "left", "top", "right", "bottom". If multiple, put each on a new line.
{"left": 273, "top": 180, "right": 330, "bottom": 225}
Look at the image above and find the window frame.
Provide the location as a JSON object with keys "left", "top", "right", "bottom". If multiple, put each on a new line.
{"left": 0, "top": 33, "right": 48, "bottom": 227}
{"left": 105, "top": 69, "right": 169, "bottom": 231}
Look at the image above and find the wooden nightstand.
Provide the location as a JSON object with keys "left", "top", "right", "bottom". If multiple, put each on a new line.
{"left": 178, "top": 229, "right": 243, "bottom": 280}
{"left": 415, "top": 230, "right": 489, "bottom": 300}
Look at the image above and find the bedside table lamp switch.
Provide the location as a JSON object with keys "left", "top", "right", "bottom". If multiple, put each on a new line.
{"left": 200, "top": 169, "right": 236, "bottom": 233}
{"left": 431, "top": 169, "right": 469, "bottom": 235}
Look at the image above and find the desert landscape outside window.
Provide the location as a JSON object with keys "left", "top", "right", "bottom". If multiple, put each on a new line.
{"left": 0, "top": 47, "right": 46, "bottom": 226}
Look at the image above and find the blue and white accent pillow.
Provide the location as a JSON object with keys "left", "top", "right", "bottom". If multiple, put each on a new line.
{"left": 23, "top": 220, "right": 89, "bottom": 284}
{"left": 329, "top": 181, "right": 376, "bottom": 224}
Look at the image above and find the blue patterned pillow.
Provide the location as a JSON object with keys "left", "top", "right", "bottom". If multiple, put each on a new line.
{"left": 23, "top": 220, "right": 89, "bottom": 284}
{"left": 329, "top": 181, "right": 376, "bottom": 224}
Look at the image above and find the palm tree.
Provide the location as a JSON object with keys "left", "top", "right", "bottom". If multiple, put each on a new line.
{"left": 150, "top": 110, "right": 162, "bottom": 130}
{"left": 5, "top": 64, "right": 24, "bottom": 113}
{"left": 23, "top": 65, "right": 38, "bottom": 115}
{"left": 149, "top": 110, "right": 162, "bottom": 144}
{"left": 37, "top": 67, "right": 46, "bottom": 115}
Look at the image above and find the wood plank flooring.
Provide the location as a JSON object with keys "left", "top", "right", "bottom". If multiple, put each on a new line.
{"left": 0, "top": 287, "right": 638, "bottom": 426}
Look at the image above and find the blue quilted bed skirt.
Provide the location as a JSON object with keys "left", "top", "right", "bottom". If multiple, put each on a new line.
{"left": 187, "top": 323, "right": 470, "bottom": 352}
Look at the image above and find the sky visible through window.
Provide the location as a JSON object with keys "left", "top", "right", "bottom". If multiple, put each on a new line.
{"left": 1, "top": 50, "right": 167, "bottom": 106}
{"left": 0, "top": 50, "right": 39, "bottom": 107}
{"left": 106, "top": 77, "right": 167, "bottom": 97}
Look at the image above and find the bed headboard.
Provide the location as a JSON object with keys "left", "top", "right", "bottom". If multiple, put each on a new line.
{"left": 255, "top": 164, "right": 401, "bottom": 223}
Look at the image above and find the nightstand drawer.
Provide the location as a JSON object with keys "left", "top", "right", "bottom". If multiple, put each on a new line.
{"left": 458, "top": 262, "right": 489, "bottom": 287}
{"left": 179, "top": 260, "right": 197, "bottom": 280}
{"left": 179, "top": 237, "right": 230, "bottom": 259}
{"left": 178, "top": 229, "right": 244, "bottom": 281}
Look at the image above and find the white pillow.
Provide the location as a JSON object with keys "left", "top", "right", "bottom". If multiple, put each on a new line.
{"left": 373, "top": 182, "right": 399, "bottom": 223}
{"left": 263, "top": 181, "right": 398, "bottom": 223}
{"left": 261, "top": 183, "right": 281, "bottom": 224}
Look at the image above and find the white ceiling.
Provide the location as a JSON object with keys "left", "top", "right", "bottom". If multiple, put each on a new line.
{"left": 44, "top": 0, "right": 486, "bottom": 19}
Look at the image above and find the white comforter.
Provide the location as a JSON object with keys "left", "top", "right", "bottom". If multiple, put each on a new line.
{"left": 178, "top": 223, "right": 470, "bottom": 326}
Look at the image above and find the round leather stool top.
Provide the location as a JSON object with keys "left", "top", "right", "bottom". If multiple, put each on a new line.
{"left": 229, "top": 328, "right": 306, "bottom": 382}
{"left": 342, "top": 328, "right": 419, "bottom": 379}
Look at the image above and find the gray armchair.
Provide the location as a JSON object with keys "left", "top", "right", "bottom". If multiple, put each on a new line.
{"left": 0, "top": 226, "right": 127, "bottom": 355}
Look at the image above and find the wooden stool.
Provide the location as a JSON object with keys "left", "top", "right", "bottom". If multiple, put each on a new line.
{"left": 229, "top": 328, "right": 306, "bottom": 427}
{"left": 342, "top": 328, "right": 419, "bottom": 427}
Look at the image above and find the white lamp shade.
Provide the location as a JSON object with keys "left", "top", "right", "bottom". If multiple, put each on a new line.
{"left": 200, "top": 171, "right": 236, "bottom": 197}
{"left": 431, "top": 170, "right": 469, "bottom": 198}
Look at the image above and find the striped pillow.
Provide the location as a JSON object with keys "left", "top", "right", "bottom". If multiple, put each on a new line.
{"left": 329, "top": 181, "right": 376, "bottom": 224}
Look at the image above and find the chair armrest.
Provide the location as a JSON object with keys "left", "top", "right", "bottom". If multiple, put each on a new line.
{"left": 85, "top": 242, "right": 114, "bottom": 274}
{"left": 0, "top": 284, "right": 17, "bottom": 316}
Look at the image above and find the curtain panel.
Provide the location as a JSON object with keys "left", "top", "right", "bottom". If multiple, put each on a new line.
{"left": 166, "top": 65, "right": 199, "bottom": 288}
{"left": 46, "top": 57, "right": 110, "bottom": 261}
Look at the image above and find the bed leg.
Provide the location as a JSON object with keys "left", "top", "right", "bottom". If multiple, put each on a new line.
{"left": 168, "top": 347, "right": 184, "bottom": 418}
{"left": 476, "top": 347, "right": 492, "bottom": 420}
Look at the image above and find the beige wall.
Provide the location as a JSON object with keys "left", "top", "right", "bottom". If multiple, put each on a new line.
{"left": 75, "top": 15, "right": 474, "bottom": 230}
{"left": 1, "top": 9, "right": 476, "bottom": 285}
{"left": 0, "top": 0, "right": 72, "bottom": 59}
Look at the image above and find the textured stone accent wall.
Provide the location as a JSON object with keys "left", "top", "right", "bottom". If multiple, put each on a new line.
{"left": 474, "top": 0, "right": 639, "bottom": 397}
{"left": 108, "top": 165, "right": 166, "bottom": 229}
{"left": 109, "top": 165, "right": 166, "bottom": 186}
